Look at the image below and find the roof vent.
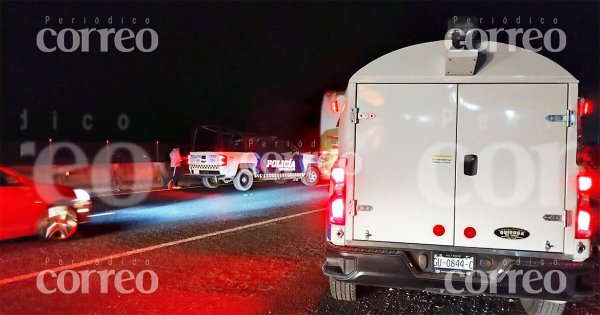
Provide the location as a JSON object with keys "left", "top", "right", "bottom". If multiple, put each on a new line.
{"left": 445, "top": 16, "right": 479, "bottom": 76}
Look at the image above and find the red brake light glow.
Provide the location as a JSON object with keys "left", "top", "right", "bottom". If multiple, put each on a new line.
{"left": 578, "top": 174, "right": 593, "bottom": 193}
{"left": 331, "top": 167, "right": 345, "bottom": 184}
{"left": 576, "top": 205, "right": 592, "bottom": 239}
{"left": 329, "top": 160, "right": 347, "bottom": 225}
{"left": 218, "top": 154, "right": 228, "bottom": 166}
{"left": 575, "top": 170, "right": 594, "bottom": 239}
{"left": 330, "top": 198, "right": 345, "bottom": 225}
{"left": 582, "top": 100, "right": 592, "bottom": 115}
{"left": 578, "top": 99, "right": 592, "bottom": 116}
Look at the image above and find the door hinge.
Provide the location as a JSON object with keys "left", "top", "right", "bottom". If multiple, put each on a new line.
{"left": 350, "top": 108, "right": 376, "bottom": 124}
{"left": 545, "top": 110, "right": 575, "bottom": 127}
{"left": 564, "top": 210, "right": 573, "bottom": 227}
{"left": 348, "top": 199, "right": 357, "bottom": 216}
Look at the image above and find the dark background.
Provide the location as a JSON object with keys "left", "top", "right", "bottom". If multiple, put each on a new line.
{"left": 1, "top": 1, "right": 599, "bottom": 163}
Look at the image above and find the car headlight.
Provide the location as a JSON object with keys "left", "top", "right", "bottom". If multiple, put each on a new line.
{"left": 73, "top": 189, "right": 91, "bottom": 201}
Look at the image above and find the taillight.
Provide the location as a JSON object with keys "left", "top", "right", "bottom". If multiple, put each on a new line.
{"left": 218, "top": 154, "right": 228, "bottom": 166}
{"left": 576, "top": 200, "right": 592, "bottom": 239}
{"left": 577, "top": 174, "right": 593, "bottom": 193}
{"left": 576, "top": 170, "right": 594, "bottom": 239}
{"left": 331, "top": 167, "right": 345, "bottom": 184}
{"left": 330, "top": 198, "right": 345, "bottom": 225}
{"left": 329, "top": 161, "right": 346, "bottom": 225}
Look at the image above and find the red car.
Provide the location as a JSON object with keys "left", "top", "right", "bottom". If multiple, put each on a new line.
{"left": 0, "top": 167, "right": 91, "bottom": 240}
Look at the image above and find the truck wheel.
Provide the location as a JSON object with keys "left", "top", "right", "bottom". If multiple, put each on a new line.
{"left": 329, "top": 278, "right": 357, "bottom": 301}
{"left": 520, "top": 299, "right": 566, "bottom": 315}
{"left": 301, "top": 166, "right": 320, "bottom": 186}
{"left": 233, "top": 169, "right": 254, "bottom": 191}
{"left": 202, "top": 177, "right": 220, "bottom": 189}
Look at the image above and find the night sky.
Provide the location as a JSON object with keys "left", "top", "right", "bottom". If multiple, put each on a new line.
{"left": 1, "top": 1, "right": 599, "bottom": 153}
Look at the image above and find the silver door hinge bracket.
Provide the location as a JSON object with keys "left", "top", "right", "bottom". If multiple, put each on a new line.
{"left": 348, "top": 199, "right": 357, "bottom": 216}
{"left": 565, "top": 210, "right": 573, "bottom": 227}
{"left": 350, "top": 108, "right": 359, "bottom": 124}
{"left": 545, "top": 110, "right": 575, "bottom": 127}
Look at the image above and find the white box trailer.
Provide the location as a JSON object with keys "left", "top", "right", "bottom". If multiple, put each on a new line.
{"left": 324, "top": 40, "right": 594, "bottom": 314}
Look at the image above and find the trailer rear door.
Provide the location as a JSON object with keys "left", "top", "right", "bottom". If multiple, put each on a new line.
{"left": 352, "top": 84, "right": 458, "bottom": 245}
{"left": 454, "top": 84, "right": 567, "bottom": 252}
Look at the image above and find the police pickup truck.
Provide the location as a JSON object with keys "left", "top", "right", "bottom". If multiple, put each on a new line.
{"left": 187, "top": 132, "right": 320, "bottom": 191}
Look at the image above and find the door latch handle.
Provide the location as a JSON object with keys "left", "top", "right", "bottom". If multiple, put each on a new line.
{"left": 464, "top": 154, "right": 478, "bottom": 176}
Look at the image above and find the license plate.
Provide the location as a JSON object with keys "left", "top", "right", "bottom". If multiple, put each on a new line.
{"left": 433, "top": 253, "right": 475, "bottom": 273}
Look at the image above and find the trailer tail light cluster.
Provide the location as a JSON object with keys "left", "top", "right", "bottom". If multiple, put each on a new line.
{"left": 576, "top": 172, "right": 594, "bottom": 239}
{"left": 574, "top": 97, "right": 594, "bottom": 239}
{"left": 218, "top": 154, "right": 228, "bottom": 166}
{"left": 329, "top": 161, "right": 346, "bottom": 225}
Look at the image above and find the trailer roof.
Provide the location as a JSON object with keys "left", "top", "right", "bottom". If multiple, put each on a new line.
{"left": 350, "top": 40, "right": 577, "bottom": 84}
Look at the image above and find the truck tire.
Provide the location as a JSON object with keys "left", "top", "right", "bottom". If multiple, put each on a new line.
{"left": 202, "top": 177, "right": 220, "bottom": 189}
{"left": 520, "top": 299, "right": 566, "bottom": 315}
{"left": 233, "top": 169, "right": 254, "bottom": 191}
{"left": 301, "top": 166, "right": 320, "bottom": 186}
{"left": 329, "top": 278, "right": 357, "bottom": 301}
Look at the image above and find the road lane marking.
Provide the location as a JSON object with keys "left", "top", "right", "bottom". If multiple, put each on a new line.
{"left": 88, "top": 212, "right": 115, "bottom": 218}
{"left": 0, "top": 208, "right": 326, "bottom": 286}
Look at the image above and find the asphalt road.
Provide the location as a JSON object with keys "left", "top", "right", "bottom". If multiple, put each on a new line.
{"left": 0, "top": 182, "right": 598, "bottom": 314}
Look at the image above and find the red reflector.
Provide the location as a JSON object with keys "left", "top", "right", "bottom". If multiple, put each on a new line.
{"left": 464, "top": 227, "right": 476, "bottom": 239}
{"left": 578, "top": 175, "right": 593, "bottom": 193}
{"left": 331, "top": 167, "right": 345, "bottom": 184}
{"left": 330, "top": 198, "right": 345, "bottom": 225}
{"left": 218, "top": 154, "right": 227, "bottom": 166}
{"left": 433, "top": 225, "right": 445, "bottom": 236}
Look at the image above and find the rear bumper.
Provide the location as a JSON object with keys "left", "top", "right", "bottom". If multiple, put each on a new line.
{"left": 188, "top": 170, "right": 222, "bottom": 176}
{"left": 323, "top": 243, "right": 594, "bottom": 301}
